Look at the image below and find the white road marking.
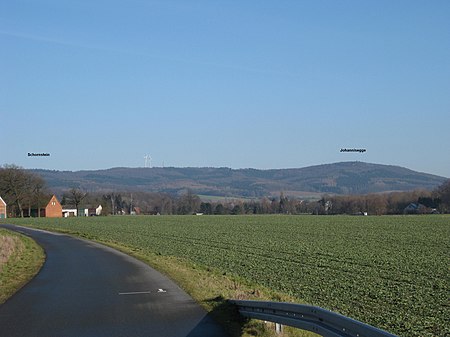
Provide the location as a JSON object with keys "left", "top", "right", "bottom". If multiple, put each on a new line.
{"left": 118, "top": 289, "right": 168, "bottom": 295}
{"left": 118, "top": 291, "right": 152, "bottom": 295}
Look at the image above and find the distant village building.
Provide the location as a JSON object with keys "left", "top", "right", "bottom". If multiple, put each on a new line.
{"left": 62, "top": 208, "right": 78, "bottom": 217}
{"left": 21, "top": 195, "right": 63, "bottom": 218}
{"left": 403, "top": 203, "right": 431, "bottom": 214}
{"left": 0, "top": 196, "right": 7, "bottom": 218}
{"left": 63, "top": 205, "right": 102, "bottom": 217}
{"left": 45, "top": 195, "right": 63, "bottom": 218}
{"left": 84, "top": 205, "right": 102, "bottom": 216}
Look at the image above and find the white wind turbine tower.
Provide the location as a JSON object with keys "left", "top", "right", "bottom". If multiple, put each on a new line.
{"left": 144, "top": 155, "right": 152, "bottom": 168}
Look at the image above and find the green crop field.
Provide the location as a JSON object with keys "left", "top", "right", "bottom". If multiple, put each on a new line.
{"left": 4, "top": 215, "right": 449, "bottom": 337}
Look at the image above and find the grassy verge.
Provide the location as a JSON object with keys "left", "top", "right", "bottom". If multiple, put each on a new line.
{"left": 0, "top": 228, "right": 45, "bottom": 304}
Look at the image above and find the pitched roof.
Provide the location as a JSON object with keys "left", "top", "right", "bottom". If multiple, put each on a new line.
{"left": 46, "top": 195, "right": 61, "bottom": 206}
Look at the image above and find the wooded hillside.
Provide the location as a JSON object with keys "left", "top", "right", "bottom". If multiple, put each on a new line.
{"left": 31, "top": 161, "right": 446, "bottom": 198}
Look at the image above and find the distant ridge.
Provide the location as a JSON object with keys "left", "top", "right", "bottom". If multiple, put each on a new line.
{"left": 31, "top": 162, "right": 447, "bottom": 198}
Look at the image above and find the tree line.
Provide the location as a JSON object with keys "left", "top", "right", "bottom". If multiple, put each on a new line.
{"left": 96, "top": 182, "right": 449, "bottom": 215}
{"left": 1, "top": 164, "right": 449, "bottom": 217}
{"left": 0, "top": 164, "right": 47, "bottom": 217}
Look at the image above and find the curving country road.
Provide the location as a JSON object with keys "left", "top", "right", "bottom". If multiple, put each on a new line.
{"left": 0, "top": 224, "right": 228, "bottom": 337}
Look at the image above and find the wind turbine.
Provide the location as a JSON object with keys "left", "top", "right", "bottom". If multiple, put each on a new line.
{"left": 144, "top": 155, "right": 152, "bottom": 168}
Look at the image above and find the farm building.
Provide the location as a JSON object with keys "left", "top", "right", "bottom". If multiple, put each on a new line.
{"left": 403, "top": 202, "right": 428, "bottom": 214}
{"left": 0, "top": 196, "right": 6, "bottom": 218}
{"left": 45, "top": 195, "right": 63, "bottom": 218}
{"left": 62, "top": 205, "right": 102, "bottom": 217}
{"left": 80, "top": 205, "right": 102, "bottom": 216}
{"left": 62, "top": 207, "right": 78, "bottom": 217}
{"left": 6, "top": 195, "right": 63, "bottom": 218}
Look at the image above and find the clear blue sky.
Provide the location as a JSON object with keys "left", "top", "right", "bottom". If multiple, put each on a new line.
{"left": 1, "top": 0, "right": 449, "bottom": 177}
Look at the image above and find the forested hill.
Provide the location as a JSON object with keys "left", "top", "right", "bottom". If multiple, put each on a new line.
{"left": 31, "top": 162, "right": 447, "bottom": 198}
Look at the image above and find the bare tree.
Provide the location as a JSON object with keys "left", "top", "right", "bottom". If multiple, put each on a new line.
{"left": 31, "top": 175, "right": 47, "bottom": 217}
{"left": 177, "top": 189, "right": 201, "bottom": 214}
{"left": 0, "top": 164, "right": 41, "bottom": 217}
{"left": 67, "top": 188, "right": 87, "bottom": 215}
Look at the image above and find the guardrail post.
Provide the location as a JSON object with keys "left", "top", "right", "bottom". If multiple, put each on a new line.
{"left": 275, "top": 323, "right": 283, "bottom": 334}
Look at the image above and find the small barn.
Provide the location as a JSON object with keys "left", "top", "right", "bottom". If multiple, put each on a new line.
{"left": 62, "top": 208, "right": 78, "bottom": 217}
{"left": 0, "top": 196, "right": 7, "bottom": 218}
{"left": 83, "top": 205, "right": 102, "bottom": 216}
{"left": 63, "top": 205, "right": 102, "bottom": 217}
{"left": 45, "top": 195, "right": 63, "bottom": 218}
{"left": 404, "top": 202, "right": 428, "bottom": 214}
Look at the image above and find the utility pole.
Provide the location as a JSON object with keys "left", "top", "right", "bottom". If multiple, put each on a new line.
{"left": 111, "top": 194, "right": 115, "bottom": 215}
{"left": 130, "top": 193, "right": 133, "bottom": 215}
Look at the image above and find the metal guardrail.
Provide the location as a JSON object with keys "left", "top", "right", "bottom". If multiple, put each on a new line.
{"left": 229, "top": 300, "right": 398, "bottom": 337}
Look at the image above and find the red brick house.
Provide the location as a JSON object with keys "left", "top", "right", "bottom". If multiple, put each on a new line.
{"left": 0, "top": 196, "right": 6, "bottom": 219}
{"left": 45, "top": 195, "right": 62, "bottom": 218}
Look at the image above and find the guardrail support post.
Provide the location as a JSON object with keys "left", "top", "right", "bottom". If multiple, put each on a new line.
{"left": 275, "top": 323, "right": 283, "bottom": 334}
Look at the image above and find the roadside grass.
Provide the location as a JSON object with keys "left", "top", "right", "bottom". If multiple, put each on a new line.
{"left": 0, "top": 228, "right": 45, "bottom": 304}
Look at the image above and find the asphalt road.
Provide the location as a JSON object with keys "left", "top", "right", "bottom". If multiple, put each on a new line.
{"left": 0, "top": 224, "right": 229, "bottom": 337}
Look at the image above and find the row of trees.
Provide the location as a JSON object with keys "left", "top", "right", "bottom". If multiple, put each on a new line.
{"left": 99, "top": 183, "right": 450, "bottom": 216}
{"left": 80, "top": 183, "right": 450, "bottom": 216}
{"left": 0, "top": 164, "right": 47, "bottom": 217}
{"left": 97, "top": 190, "right": 199, "bottom": 215}
{"left": 1, "top": 164, "right": 449, "bottom": 217}
{"left": 318, "top": 190, "right": 445, "bottom": 215}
